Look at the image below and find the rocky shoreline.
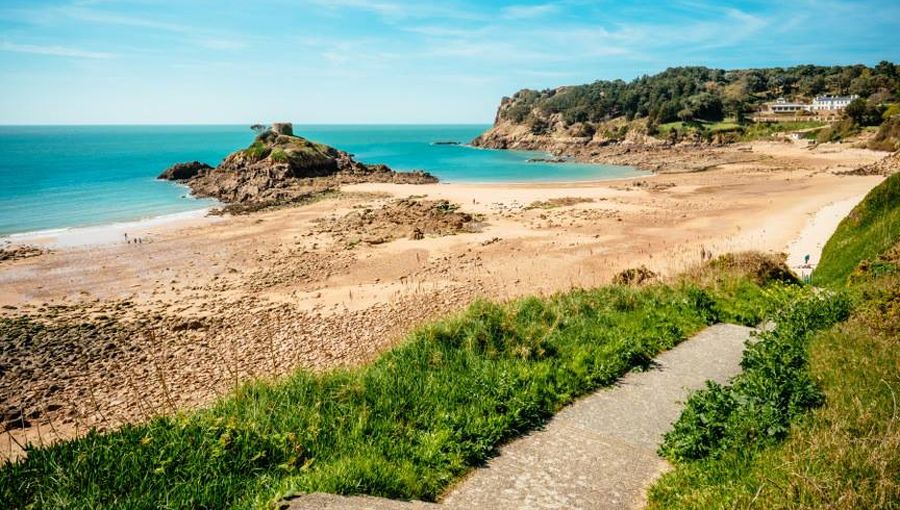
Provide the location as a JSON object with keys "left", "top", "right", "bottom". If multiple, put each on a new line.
{"left": 471, "top": 119, "right": 766, "bottom": 173}
{"left": 0, "top": 245, "right": 44, "bottom": 263}
{"left": 470, "top": 119, "right": 900, "bottom": 175}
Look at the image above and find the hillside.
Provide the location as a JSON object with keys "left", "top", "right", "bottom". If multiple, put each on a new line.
{"left": 648, "top": 174, "right": 900, "bottom": 509}
{"left": 812, "top": 172, "right": 900, "bottom": 286}
{"left": 473, "top": 62, "right": 900, "bottom": 152}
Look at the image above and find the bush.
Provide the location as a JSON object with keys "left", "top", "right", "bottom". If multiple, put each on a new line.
{"left": 869, "top": 116, "right": 900, "bottom": 151}
{"left": 816, "top": 118, "right": 859, "bottom": 143}
{"left": 649, "top": 254, "right": 900, "bottom": 510}
{"left": 659, "top": 290, "right": 851, "bottom": 462}
{"left": 845, "top": 98, "right": 884, "bottom": 127}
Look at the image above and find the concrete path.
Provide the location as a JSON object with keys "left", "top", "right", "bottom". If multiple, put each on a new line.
{"left": 287, "top": 323, "right": 753, "bottom": 510}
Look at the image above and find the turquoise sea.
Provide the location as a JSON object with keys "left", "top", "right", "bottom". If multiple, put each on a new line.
{"left": 0, "top": 125, "right": 642, "bottom": 236}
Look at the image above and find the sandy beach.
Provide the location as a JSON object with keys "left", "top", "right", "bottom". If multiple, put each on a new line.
{"left": 0, "top": 140, "right": 888, "bottom": 460}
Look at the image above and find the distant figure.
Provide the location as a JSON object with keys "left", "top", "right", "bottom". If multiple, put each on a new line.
{"left": 124, "top": 233, "right": 128, "bottom": 241}
{"left": 804, "top": 254, "right": 810, "bottom": 265}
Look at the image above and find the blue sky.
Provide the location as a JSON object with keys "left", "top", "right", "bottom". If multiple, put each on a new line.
{"left": 1, "top": 0, "right": 897, "bottom": 124}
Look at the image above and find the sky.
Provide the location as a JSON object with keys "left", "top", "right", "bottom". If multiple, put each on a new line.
{"left": 0, "top": 0, "right": 898, "bottom": 124}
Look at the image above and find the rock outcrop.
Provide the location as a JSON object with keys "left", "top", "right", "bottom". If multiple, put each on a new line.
{"left": 470, "top": 103, "right": 668, "bottom": 163}
{"left": 842, "top": 150, "right": 900, "bottom": 176}
{"left": 157, "top": 161, "right": 213, "bottom": 181}
{"left": 0, "top": 245, "right": 44, "bottom": 263}
{"left": 159, "top": 123, "right": 437, "bottom": 205}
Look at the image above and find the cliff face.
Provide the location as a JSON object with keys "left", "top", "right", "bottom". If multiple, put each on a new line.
{"left": 159, "top": 125, "right": 436, "bottom": 205}
{"left": 471, "top": 103, "right": 664, "bottom": 156}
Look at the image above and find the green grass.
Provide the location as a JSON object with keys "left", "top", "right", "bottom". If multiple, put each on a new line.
{"left": 241, "top": 141, "right": 271, "bottom": 161}
{"left": 656, "top": 120, "right": 743, "bottom": 137}
{"left": 647, "top": 258, "right": 900, "bottom": 510}
{"left": 655, "top": 120, "right": 826, "bottom": 141}
{"left": 647, "top": 174, "right": 900, "bottom": 509}
{"left": 1, "top": 263, "right": 788, "bottom": 509}
{"left": 739, "top": 120, "right": 827, "bottom": 141}
{"left": 812, "top": 173, "right": 900, "bottom": 287}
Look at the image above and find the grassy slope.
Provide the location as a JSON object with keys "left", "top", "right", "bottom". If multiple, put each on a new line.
{"left": 654, "top": 120, "right": 826, "bottom": 141}
{"left": 1, "top": 263, "right": 786, "bottom": 509}
{"left": 813, "top": 173, "right": 900, "bottom": 287}
{"left": 648, "top": 175, "right": 900, "bottom": 509}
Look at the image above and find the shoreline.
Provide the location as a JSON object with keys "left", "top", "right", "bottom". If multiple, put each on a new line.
{"left": 3, "top": 171, "right": 651, "bottom": 250}
{"left": 785, "top": 193, "right": 866, "bottom": 279}
{"left": 3, "top": 207, "right": 219, "bottom": 249}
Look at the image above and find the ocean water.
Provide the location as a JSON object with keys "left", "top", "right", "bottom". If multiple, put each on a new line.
{"left": 0, "top": 125, "right": 642, "bottom": 236}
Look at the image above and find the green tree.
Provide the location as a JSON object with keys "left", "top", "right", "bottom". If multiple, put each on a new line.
{"left": 875, "top": 60, "right": 898, "bottom": 77}
{"left": 844, "top": 99, "right": 883, "bottom": 126}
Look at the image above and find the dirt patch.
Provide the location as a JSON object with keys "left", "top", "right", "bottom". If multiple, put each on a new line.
{"left": 315, "top": 199, "right": 480, "bottom": 246}
{"left": 612, "top": 266, "right": 658, "bottom": 286}
{"left": 527, "top": 197, "right": 594, "bottom": 209}
{"left": 621, "top": 180, "right": 677, "bottom": 191}
{"left": 686, "top": 252, "right": 800, "bottom": 286}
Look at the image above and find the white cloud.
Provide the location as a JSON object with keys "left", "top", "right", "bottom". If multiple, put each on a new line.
{"left": 302, "top": 0, "right": 486, "bottom": 22}
{"left": 0, "top": 40, "right": 115, "bottom": 59}
{"left": 305, "top": 0, "right": 406, "bottom": 18}
{"left": 62, "top": 7, "right": 193, "bottom": 33}
{"left": 502, "top": 3, "right": 559, "bottom": 19}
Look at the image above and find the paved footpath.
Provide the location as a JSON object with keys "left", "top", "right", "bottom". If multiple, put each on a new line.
{"left": 287, "top": 323, "right": 753, "bottom": 510}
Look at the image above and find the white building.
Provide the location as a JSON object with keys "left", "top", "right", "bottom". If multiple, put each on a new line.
{"left": 770, "top": 97, "right": 807, "bottom": 114}
{"left": 809, "top": 95, "right": 859, "bottom": 111}
{"left": 766, "top": 95, "right": 860, "bottom": 115}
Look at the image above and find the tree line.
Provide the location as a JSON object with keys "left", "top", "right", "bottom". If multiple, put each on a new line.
{"left": 499, "top": 62, "right": 900, "bottom": 129}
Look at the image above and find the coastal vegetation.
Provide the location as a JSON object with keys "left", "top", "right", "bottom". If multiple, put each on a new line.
{"left": 496, "top": 63, "right": 899, "bottom": 128}
{"left": 648, "top": 173, "right": 900, "bottom": 509}
{"left": 813, "top": 172, "right": 900, "bottom": 286}
{"left": 1, "top": 254, "right": 799, "bottom": 508}
{"left": 477, "top": 62, "right": 900, "bottom": 151}
{"left": 654, "top": 119, "right": 827, "bottom": 142}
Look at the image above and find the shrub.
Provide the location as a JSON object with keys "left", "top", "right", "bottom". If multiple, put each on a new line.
{"left": 659, "top": 290, "right": 851, "bottom": 462}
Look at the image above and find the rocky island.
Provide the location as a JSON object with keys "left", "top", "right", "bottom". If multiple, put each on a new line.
{"left": 159, "top": 122, "right": 437, "bottom": 208}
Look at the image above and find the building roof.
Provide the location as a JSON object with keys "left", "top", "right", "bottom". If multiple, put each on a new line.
{"left": 814, "top": 95, "right": 858, "bottom": 102}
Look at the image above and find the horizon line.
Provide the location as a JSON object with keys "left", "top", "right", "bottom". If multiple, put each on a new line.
{"left": 0, "top": 122, "right": 495, "bottom": 127}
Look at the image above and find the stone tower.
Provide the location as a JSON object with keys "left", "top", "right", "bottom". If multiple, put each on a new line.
{"left": 271, "top": 122, "right": 294, "bottom": 136}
